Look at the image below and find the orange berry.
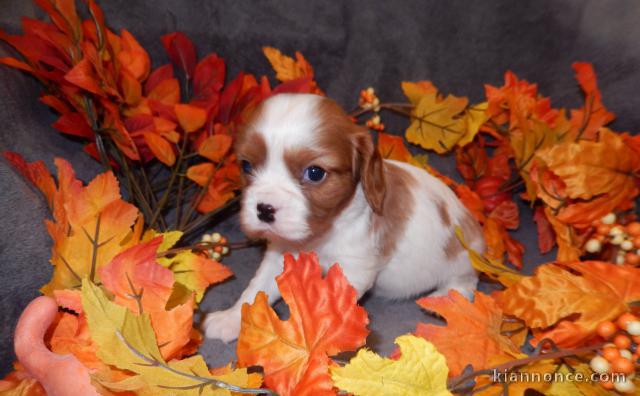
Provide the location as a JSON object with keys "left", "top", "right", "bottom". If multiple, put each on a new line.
{"left": 634, "top": 335, "right": 640, "bottom": 344}
{"left": 597, "top": 321, "right": 618, "bottom": 339}
{"left": 597, "top": 224, "right": 612, "bottom": 236}
{"left": 213, "top": 245, "right": 223, "bottom": 254}
{"left": 603, "top": 346, "right": 621, "bottom": 361}
{"left": 626, "top": 253, "right": 640, "bottom": 266}
{"left": 600, "top": 380, "right": 615, "bottom": 390}
{"left": 611, "top": 357, "right": 635, "bottom": 374}
{"left": 614, "top": 334, "right": 632, "bottom": 349}
{"left": 634, "top": 236, "right": 640, "bottom": 248}
{"left": 617, "top": 313, "right": 639, "bottom": 330}
{"left": 626, "top": 222, "right": 640, "bottom": 236}
{"left": 219, "top": 237, "right": 227, "bottom": 245}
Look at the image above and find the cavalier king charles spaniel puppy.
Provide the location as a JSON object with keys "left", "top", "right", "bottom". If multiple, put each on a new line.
{"left": 204, "top": 93, "right": 484, "bottom": 342}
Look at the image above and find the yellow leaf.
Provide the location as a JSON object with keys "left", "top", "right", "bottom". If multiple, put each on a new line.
{"left": 401, "top": 80, "right": 438, "bottom": 105}
{"left": 546, "top": 364, "right": 612, "bottom": 396}
{"left": 460, "top": 102, "right": 489, "bottom": 147}
{"left": 331, "top": 335, "right": 452, "bottom": 396}
{"left": 406, "top": 93, "right": 469, "bottom": 154}
{"left": 455, "top": 227, "right": 523, "bottom": 287}
{"left": 81, "top": 280, "right": 249, "bottom": 395}
{"left": 42, "top": 168, "right": 139, "bottom": 295}
{"left": 263, "top": 46, "right": 312, "bottom": 82}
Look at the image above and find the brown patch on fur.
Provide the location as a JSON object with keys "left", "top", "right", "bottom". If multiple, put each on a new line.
{"left": 437, "top": 200, "right": 451, "bottom": 227}
{"left": 235, "top": 105, "right": 268, "bottom": 186}
{"left": 281, "top": 99, "right": 365, "bottom": 238}
{"left": 373, "top": 162, "right": 415, "bottom": 257}
{"left": 444, "top": 211, "right": 484, "bottom": 260}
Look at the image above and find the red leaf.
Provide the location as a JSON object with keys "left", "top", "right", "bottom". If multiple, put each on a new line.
{"left": 193, "top": 54, "right": 225, "bottom": 100}
{"left": 64, "top": 58, "right": 103, "bottom": 95}
{"left": 569, "top": 62, "right": 615, "bottom": 140}
{"left": 160, "top": 32, "right": 197, "bottom": 79}
{"left": 533, "top": 205, "right": 556, "bottom": 254}
{"left": 52, "top": 112, "right": 93, "bottom": 139}
{"left": 144, "top": 64, "right": 174, "bottom": 96}
{"left": 40, "top": 94, "right": 71, "bottom": 114}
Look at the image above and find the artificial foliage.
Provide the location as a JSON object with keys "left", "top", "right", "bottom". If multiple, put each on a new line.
{"left": 2, "top": 1, "right": 640, "bottom": 395}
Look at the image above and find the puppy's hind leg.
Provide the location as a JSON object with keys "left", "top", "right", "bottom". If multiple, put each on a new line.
{"left": 430, "top": 271, "right": 478, "bottom": 300}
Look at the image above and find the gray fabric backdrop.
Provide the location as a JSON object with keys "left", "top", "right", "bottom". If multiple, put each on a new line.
{"left": 1, "top": 0, "right": 639, "bottom": 376}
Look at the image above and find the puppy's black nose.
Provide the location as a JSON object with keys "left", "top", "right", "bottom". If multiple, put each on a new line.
{"left": 257, "top": 202, "right": 276, "bottom": 223}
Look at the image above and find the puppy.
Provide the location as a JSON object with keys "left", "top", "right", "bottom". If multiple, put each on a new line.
{"left": 204, "top": 93, "right": 484, "bottom": 342}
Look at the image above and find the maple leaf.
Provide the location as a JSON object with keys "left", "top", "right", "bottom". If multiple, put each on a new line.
{"left": 473, "top": 358, "right": 558, "bottom": 396}
{"left": 533, "top": 128, "right": 640, "bottom": 228}
{"left": 262, "top": 46, "right": 322, "bottom": 95}
{"left": 38, "top": 160, "right": 139, "bottom": 295}
{"left": 401, "top": 80, "right": 438, "bottom": 105}
{"left": 405, "top": 92, "right": 470, "bottom": 154}
{"left": 81, "top": 280, "right": 255, "bottom": 395}
{"left": 331, "top": 335, "right": 451, "bottom": 396}
{"left": 569, "top": 62, "right": 615, "bottom": 141}
{"left": 237, "top": 252, "right": 369, "bottom": 396}
{"left": 98, "top": 236, "right": 205, "bottom": 360}
{"left": 496, "top": 261, "right": 640, "bottom": 347}
{"left": 416, "top": 290, "right": 523, "bottom": 377}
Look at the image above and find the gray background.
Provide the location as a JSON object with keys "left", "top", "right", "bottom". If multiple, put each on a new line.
{"left": 1, "top": 0, "right": 639, "bottom": 376}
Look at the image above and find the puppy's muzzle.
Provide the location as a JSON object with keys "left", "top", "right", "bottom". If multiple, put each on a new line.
{"left": 257, "top": 202, "right": 276, "bottom": 223}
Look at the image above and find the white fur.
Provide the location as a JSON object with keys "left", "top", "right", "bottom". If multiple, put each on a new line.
{"left": 204, "top": 94, "right": 482, "bottom": 342}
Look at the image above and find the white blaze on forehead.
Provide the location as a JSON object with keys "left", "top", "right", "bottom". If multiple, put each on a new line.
{"left": 239, "top": 94, "right": 324, "bottom": 242}
{"left": 251, "top": 93, "right": 323, "bottom": 154}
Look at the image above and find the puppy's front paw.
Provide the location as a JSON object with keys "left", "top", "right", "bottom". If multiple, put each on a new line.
{"left": 203, "top": 309, "right": 241, "bottom": 343}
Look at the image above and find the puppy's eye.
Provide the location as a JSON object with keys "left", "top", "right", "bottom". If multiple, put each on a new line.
{"left": 302, "top": 166, "right": 327, "bottom": 183}
{"left": 241, "top": 160, "right": 253, "bottom": 174}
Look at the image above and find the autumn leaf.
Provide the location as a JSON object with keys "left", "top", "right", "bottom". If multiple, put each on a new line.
{"left": 161, "top": 32, "right": 197, "bottom": 79}
{"left": 263, "top": 46, "right": 322, "bottom": 95}
{"left": 81, "top": 280, "right": 254, "bottom": 395}
{"left": 533, "top": 205, "right": 556, "bottom": 254}
{"left": 237, "top": 252, "right": 369, "bottom": 396}
{"left": 117, "top": 29, "right": 150, "bottom": 81}
{"left": 198, "top": 134, "right": 233, "bottom": 162}
{"left": 331, "top": 335, "right": 451, "bottom": 396}
{"left": 401, "top": 80, "right": 438, "bottom": 105}
{"left": 143, "top": 132, "right": 176, "bottom": 166}
{"left": 405, "top": 92, "right": 469, "bottom": 154}
{"left": 377, "top": 132, "right": 413, "bottom": 162}
{"left": 455, "top": 227, "right": 523, "bottom": 287}
{"left": 496, "top": 261, "right": 640, "bottom": 347}
{"left": 64, "top": 57, "right": 103, "bottom": 95}
{"left": 175, "top": 103, "right": 207, "bottom": 133}
{"left": 569, "top": 62, "right": 615, "bottom": 141}
{"left": 416, "top": 290, "right": 523, "bottom": 377}
{"left": 533, "top": 128, "right": 640, "bottom": 228}
{"left": 41, "top": 162, "right": 139, "bottom": 295}
{"left": 473, "top": 358, "right": 558, "bottom": 396}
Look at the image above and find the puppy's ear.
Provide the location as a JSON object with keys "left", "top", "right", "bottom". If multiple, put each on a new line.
{"left": 353, "top": 127, "right": 386, "bottom": 214}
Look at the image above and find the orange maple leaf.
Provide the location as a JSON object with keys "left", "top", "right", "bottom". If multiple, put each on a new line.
{"left": 532, "top": 128, "right": 640, "bottom": 228}
{"left": 496, "top": 261, "right": 640, "bottom": 348}
{"left": 98, "top": 237, "right": 196, "bottom": 360}
{"left": 415, "top": 290, "right": 522, "bottom": 377}
{"left": 237, "top": 252, "right": 369, "bottom": 396}
{"left": 569, "top": 62, "right": 615, "bottom": 140}
{"left": 262, "top": 47, "right": 323, "bottom": 95}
